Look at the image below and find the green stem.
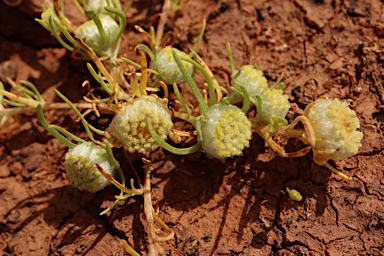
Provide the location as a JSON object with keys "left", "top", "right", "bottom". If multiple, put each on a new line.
{"left": 37, "top": 104, "right": 75, "bottom": 148}
{"left": 173, "top": 83, "right": 191, "bottom": 116}
{"left": 134, "top": 44, "right": 155, "bottom": 61}
{"left": 172, "top": 49, "right": 209, "bottom": 115}
{"left": 21, "top": 80, "right": 45, "bottom": 102}
{"left": 226, "top": 42, "right": 235, "bottom": 74}
{"left": 86, "top": 63, "right": 113, "bottom": 95}
{"left": 181, "top": 56, "right": 216, "bottom": 107}
{"left": 145, "top": 118, "right": 202, "bottom": 155}
{"left": 192, "top": 19, "right": 206, "bottom": 53}
{"left": 50, "top": 124, "right": 86, "bottom": 144}
{"left": 54, "top": 89, "right": 95, "bottom": 142}
{"left": 105, "top": 6, "right": 126, "bottom": 45}
{"left": 48, "top": 17, "right": 73, "bottom": 51}
{"left": 121, "top": 58, "right": 160, "bottom": 75}
{"left": 240, "top": 86, "right": 250, "bottom": 113}
{"left": 87, "top": 10, "right": 106, "bottom": 48}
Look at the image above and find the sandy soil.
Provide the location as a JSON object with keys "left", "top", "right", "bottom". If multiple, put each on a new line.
{"left": 0, "top": 0, "right": 383, "bottom": 255}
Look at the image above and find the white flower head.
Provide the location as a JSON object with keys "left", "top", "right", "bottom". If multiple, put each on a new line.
{"left": 304, "top": 98, "right": 363, "bottom": 162}
{"left": 37, "top": 8, "right": 61, "bottom": 32}
{"left": 256, "top": 88, "right": 290, "bottom": 123}
{"left": 231, "top": 65, "right": 268, "bottom": 102}
{"left": 107, "top": 96, "right": 173, "bottom": 153}
{"left": 201, "top": 104, "right": 252, "bottom": 159}
{"left": 75, "top": 14, "right": 120, "bottom": 56}
{"left": 64, "top": 142, "right": 115, "bottom": 192}
{"left": 155, "top": 46, "right": 194, "bottom": 84}
{"left": 88, "top": 0, "right": 122, "bottom": 16}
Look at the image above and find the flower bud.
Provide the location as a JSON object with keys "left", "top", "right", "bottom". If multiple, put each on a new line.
{"left": 64, "top": 142, "right": 115, "bottom": 192}
{"left": 37, "top": 8, "right": 61, "bottom": 32}
{"left": 155, "top": 46, "right": 194, "bottom": 84}
{"left": 75, "top": 14, "right": 120, "bottom": 56}
{"left": 88, "top": 0, "right": 122, "bottom": 16}
{"left": 231, "top": 65, "right": 268, "bottom": 102}
{"left": 256, "top": 89, "right": 290, "bottom": 123}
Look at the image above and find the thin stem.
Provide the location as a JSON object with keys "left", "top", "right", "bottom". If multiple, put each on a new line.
{"left": 138, "top": 50, "right": 148, "bottom": 96}
{"left": 155, "top": 0, "right": 170, "bottom": 48}
{"left": 145, "top": 117, "right": 202, "bottom": 155}
{"left": 105, "top": 6, "right": 127, "bottom": 45}
{"left": 240, "top": 86, "right": 250, "bottom": 113}
{"left": 192, "top": 19, "right": 206, "bottom": 53}
{"left": 226, "top": 42, "right": 235, "bottom": 74}
{"left": 121, "top": 58, "right": 160, "bottom": 75}
{"left": 53, "top": 0, "right": 75, "bottom": 33}
{"left": 172, "top": 49, "right": 209, "bottom": 115}
{"left": 54, "top": 89, "right": 95, "bottom": 142}
{"left": 0, "top": 89, "right": 40, "bottom": 108}
{"left": 173, "top": 83, "right": 191, "bottom": 116}
{"left": 21, "top": 80, "right": 45, "bottom": 102}
{"left": 87, "top": 10, "right": 107, "bottom": 48}
{"left": 134, "top": 44, "right": 155, "bottom": 61}
{"left": 120, "top": 239, "right": 141, "bottom": 256}
{"left": 96, "top": 164, "right": 143, "bottom": 195}
{"left": 50, "top": 124, "right": 86, "bottom": 144}
{"left": 86, "top": 63, "right": 113, "bottom": 95}
{"left": 37, "top": 104, "right": 75, "bottom": 148}
{"left": 181, "top": 56, "right": 216, "bottom": 107}
{"left": 75, "top": 37, "right": 128, "bottom": 100}
{"left": 324, "top": 162, "right": 352, "bottom": 181}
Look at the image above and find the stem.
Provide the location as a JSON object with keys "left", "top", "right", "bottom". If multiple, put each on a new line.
{"left": 37, "top": 104, "right": 75, "bottom": 148}
{"left": 145, "top": 117, "right": 202, "bottom": 155}
{"left": 324, "top": 162, "right": 352, "bottom": 181}
{"left": 181, "top": 56, "right": 216, "bottom": 107}
{"left": 87, "top": 10, "right": 107, "bottom": 48}
{"left": 53, "top": 0, "right": 75, "bottom": 33}
{"left": 226, "top": 42, "right": 235, "bottom": 74}
{"left": 192, "top": 19, "right": 206, "bottom": 53}
{"left": 172, "top": 49, "right": 209, "bottom": 115}
{"left": 105, "top": 6, "right": 127, "bottom": 45}
{"left": 240, "top": 86, "right": 250, "bottom": 113}
{"left": 54, "top": 89, "right": 95, "bottom": 142}
{"left": 173, "top": 83, "right": 191, "bottom": 116}
{"left": 155, "top": 0, "right": 170, "bottom": 48}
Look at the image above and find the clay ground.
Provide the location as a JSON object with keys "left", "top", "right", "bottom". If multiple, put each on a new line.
{"left": 0, "top": 0, "right": 383, "bottom": 255}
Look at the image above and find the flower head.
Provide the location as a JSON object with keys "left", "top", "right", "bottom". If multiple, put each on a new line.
{"left": 231, "top": 65, "right": 268, "bottom": 102}
{"left": 75, "top": 14, "right": 120, "bottom": 57}
{"left": 36, "top": 8, "right": 61, "bottom": 32}
{"left": 201, "top": 104, "right": 252, "bottom": 159}
{"left": 155, "top": 46, "right": 194, "bottom": 84}
{"left": 304, "top": 98, "right": 363, "bottom": 163}
{"left": 64, "top": 142, "right": 115, "bottom": 192}
{"left": 107, "top": 96, "right": 173, "bottom": 153}
{"left": 256, "top": 88, "right": 290, "bottom": 123}
{"left": 88, "top": 0, "right": 122, "bottom": 16}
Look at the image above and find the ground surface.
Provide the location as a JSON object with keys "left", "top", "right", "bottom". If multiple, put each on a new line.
{"left": 0, "top": 0, "right": 383, "bottom": 255}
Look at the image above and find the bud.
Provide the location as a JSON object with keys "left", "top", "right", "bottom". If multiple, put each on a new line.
{"left": 64, "top": 142, "right": 115, "bottom": 192}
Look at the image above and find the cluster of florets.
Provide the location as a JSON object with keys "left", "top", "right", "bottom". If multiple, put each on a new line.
{"left": 155, "top": 46, "right": 195, "bottom": 84}
{"left": 255, "top": 89, "right": 290, "bottom": 123}
{"left": 305, "top": 98, "right": 363, "bottom": 163}
{"left": 64, "top": 142, "right": 115, "bottom": 192}
{"left": 201, "top": 104, "right": 252, "bottom": 159}
{"left": 107, "top": 96, "right": 173, "bottom": 153}
{"left": 230, "top": 65, "right": 268, "bottom": 103}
